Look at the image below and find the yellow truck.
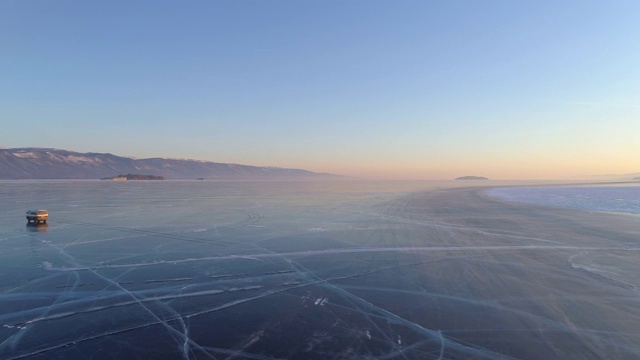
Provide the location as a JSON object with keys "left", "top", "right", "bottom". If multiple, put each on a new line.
{"left": 26, "top": 209, "right": 48, "bottom": 224}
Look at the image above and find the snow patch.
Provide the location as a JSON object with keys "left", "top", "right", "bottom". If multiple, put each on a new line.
{"left": 11, "top": 152, "right": 38, "bottom": 158}
{"left": 65, "top": 155, "right": 101, "bottom": 164}
{"left": 314, "top": 297, "right": 329, "bottom": 306}
{"left": 307, "top": 227, "right": 329, "bottom": 232}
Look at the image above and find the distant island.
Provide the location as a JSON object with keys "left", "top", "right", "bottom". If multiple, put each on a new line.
{"left": 102, "top": 174, "right": 165, "bottom": 181}
{"left": 634, "top": 177, "right": 640, "bottom": 181}
{"left": 455, "top": 176, "right": 489, "bottom": 180}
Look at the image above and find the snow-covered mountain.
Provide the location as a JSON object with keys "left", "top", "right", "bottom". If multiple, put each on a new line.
{"left": 0, "top": 148, "right": 337, "bottom": 179}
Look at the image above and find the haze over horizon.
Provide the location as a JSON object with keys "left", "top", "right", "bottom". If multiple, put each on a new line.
{"left": 3, "top": 1, "right": 639, "bottom": 180}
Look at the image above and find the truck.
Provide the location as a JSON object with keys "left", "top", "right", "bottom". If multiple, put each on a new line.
{"left": 26, "top": 209, "right": 48, "bottom": 224}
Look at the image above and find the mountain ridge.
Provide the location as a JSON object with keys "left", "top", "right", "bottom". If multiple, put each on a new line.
{"left": 0, "top": 148, "right": 339, "bottom": 180}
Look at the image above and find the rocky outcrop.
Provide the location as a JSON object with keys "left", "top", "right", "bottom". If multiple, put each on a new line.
{"left": 102, "top": 174, "right": 165, "bottom": 180}
{"left": 455, "top": 176, "right": 489, "bottom": 180}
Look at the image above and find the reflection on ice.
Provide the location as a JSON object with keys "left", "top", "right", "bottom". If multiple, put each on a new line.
{"left": 1, "top": 181, "right": 640, "bottom": 359}
{"left": 26, "top": 223, "right": 48, "bottom": 233}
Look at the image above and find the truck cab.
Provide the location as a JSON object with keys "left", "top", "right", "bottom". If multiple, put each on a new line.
{"left": 26, "top": 209, "right": 48, "bottom": 224}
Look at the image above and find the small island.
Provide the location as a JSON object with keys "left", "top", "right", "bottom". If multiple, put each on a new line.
{"left": 455, "top": 176, "right": 489, "bottom": 180}
{"left": 101, "top": 174, "right": 165, "bottom": 181}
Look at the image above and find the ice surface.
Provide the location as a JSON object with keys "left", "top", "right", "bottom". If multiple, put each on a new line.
{"left": 1, "top": 180, "right": 640, "bottom": 359}
{"left": 488, "top": 185, "right": 640, "bottom": 215}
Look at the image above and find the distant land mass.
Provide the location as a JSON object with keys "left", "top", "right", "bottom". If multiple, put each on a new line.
{"left": 102, "top": 174, "right": 165, "bottom": 181}
{"left": 0, "top": 148, "right": 339, "bottom": 180}
{"left": 455, "top": 176, "right": 489, "bottom": 180}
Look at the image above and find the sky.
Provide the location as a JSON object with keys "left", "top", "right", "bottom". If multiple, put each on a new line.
{"left": 2, "top": 1, "right": 639, "bottom": 180}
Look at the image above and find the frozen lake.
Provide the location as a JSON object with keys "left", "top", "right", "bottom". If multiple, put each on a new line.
{"left": 488, "top": 185, "right": 640, "bottom": 215}
{"left": 1, "top": 180, "right": 640, "bottom": 359}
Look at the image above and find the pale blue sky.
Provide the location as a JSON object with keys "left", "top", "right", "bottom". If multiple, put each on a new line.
{"left": 2, "top": 1, "right": 639, "bottom": 179}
